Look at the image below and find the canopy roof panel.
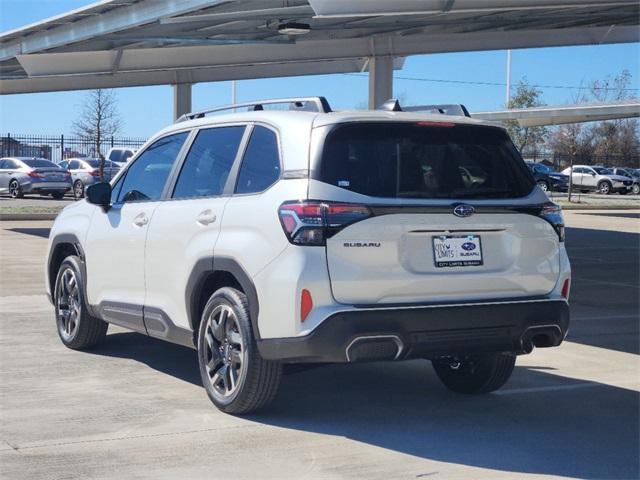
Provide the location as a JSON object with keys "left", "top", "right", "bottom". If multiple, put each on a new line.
{"left": 1, "top": 0, "right": 638, "bottom": 94}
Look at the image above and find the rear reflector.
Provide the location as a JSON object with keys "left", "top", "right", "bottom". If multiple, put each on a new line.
{"left": 300, "top": 289, "right": 313, "bottom": 322}
{"left": 561, "top": 279, "right": 571, "bottom": 299}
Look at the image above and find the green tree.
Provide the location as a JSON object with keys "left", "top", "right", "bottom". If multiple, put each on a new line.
{"left": 505, "top": 80, "right": 548, "bottom": 156}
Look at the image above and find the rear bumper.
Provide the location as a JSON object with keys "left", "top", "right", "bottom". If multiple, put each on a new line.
{"left": 257, "top": 298, "right": 569, "bottom": 363}
{"left": 25, "top": 181, "right": 71, "bottom": 193}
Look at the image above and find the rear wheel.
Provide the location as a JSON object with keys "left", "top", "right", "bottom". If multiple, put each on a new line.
{"left": 54, "top": 256, "right": 108, "bottom": 349}
{"left": 9, "top": 179, "right": 23, "bottom": 198}
{"left": 536, "top": 180, "right": 549, "bottom": 192}
{"left": 432, "top": 353, "right": 516, "bottom": 394}
{"left": 73, "top": 180, "right": 85, "bottom": 200}
{"left": 632, "top": 184, "right": 640, "bottom": 195}
{"left": 597, "top": 181, "right": 612, "bottom": 195}
{"left": 197, "top": 287, "right": 282, "bottom": 414}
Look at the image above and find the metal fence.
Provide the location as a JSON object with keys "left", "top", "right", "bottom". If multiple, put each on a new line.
{"left": 523, "top": 152, "right": 639, "bottom": 170}
{"left": 1, "top": 133, "right": 147, "bottom": 164}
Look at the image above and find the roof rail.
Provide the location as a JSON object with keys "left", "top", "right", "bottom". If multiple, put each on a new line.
{"left": 175, "top": 96, "right": 332, "bottom": 123}
{"left": 379, "top": 99, "right": 471, "bottom": 117}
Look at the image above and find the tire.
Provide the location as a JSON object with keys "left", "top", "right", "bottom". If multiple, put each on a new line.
{"left": 73, "top": 180, "right": 85, "bottom": 200}
{"left": 536, "top": 180, "right": 549, "bottom": 192}
{"left": 51, "top": 192, "right": 65, "bottom": 200}
{"left": 619, "top": 190, "right": 628, "bottom": 195}
{"left": 54, "top": 255, "right": 108, "bottom": 349}
{"left": 432, "top": 353, "right": 516, "bottom": 394}
{"left": 197, "top": 287, "right": 282, "bottom": 414}
{"left": 8, "top": 179, "right": 23, "bottom": 198}
{"left": 597, "top": 181, "right": 612, "bottom": 195}
{"left": 632, "top": 184, "right": 640, "bottom": 195}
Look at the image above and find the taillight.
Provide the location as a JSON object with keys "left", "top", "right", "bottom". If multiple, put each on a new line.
{"left": 89, "top": 170, "right": 101, "bottom": 177}
{"left": 561, "top": 278, "right": 571, "bottom": 299}
{"left": 539, "top": 202, "right": 565, "bottom": 242}
{"left": 27, "top": 170, "right": 43, "bottom": 179}
{"left": 278, "top": 201, "right": 371, "bottom": 246}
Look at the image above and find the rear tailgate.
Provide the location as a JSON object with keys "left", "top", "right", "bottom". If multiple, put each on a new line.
{"left": 326, "top": 211, "right": 559, "bottom": 304}
{"left": 311, "top": 120, "right": 560, "bottom": 305}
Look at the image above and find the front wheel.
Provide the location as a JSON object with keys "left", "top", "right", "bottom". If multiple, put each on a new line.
{"left": 432, "top": 353, "right": 516, "bottom": 394}
{"left": 9, "top": 179, "right": 23, "bottom": 198}
{"left": 598, "top": 181, "right": 612, "bottom": 195}
{"left": 197, "top": 287, "right": 282, "bottom": 414}
{"left": 73, "top": 180, "right": 85, "bottom": 200}
{"left": 54, "top": 256, "right": 108, "bottom": 349}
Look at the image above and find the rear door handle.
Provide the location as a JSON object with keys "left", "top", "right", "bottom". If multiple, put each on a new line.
{"left": 196, "top": 209, "right": 217, "bottom": 226}
{"left": 133, "top": 212, "right": 149, "bottom": 227}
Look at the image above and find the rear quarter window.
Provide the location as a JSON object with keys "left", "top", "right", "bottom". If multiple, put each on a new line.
{"left": 316, "top": 122, "right": 535, "bottom": 199}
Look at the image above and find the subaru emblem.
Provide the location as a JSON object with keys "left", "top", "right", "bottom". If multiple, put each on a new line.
{"left": 453, "top": 204, "right": 475, "bottom": 218}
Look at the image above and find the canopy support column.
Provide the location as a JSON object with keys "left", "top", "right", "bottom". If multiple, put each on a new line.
{"left": 368, "top": 56, "right": 394, "bottom": 109}
{"left": 173, "top": 83, "right": 192, "bottom": 120}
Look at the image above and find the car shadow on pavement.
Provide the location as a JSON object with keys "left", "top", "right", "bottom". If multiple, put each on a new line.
{"left": 89, "top": 332, "right": 638, "bottom": 479}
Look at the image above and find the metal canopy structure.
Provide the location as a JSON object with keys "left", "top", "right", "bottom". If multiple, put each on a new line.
{"left": 0, "top": 0, "right": 638, "bottom": 117}
{"left": 474, "top": 102, "right": 640, "bottom": 127}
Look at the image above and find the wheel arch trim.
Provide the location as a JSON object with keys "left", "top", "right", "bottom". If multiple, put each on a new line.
{"left": 185, "top": 256, "right": 261, "bottom": 341}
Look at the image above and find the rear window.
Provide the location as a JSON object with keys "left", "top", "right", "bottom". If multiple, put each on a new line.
{"left": 21, "top": 159, "right": 57, "bottom": 168}
{"left": 85, "top": 159, "right": 119, "bottom": 168}
{"left": 317, "top": 123, "right": 534, "bottom": 199}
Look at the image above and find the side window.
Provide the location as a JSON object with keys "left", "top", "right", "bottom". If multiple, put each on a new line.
{"left": 68, "top": 160, "right": 81, "bottom": 170}
{"left": 173, "top": 126, "right": 245, "bottom": 199}
{"left": 59, "top": 161, "right": 68, "bottom": 170}
{"left": 117, "top": 132, "right": 187, "bottom": 203}
{"left": 235, "top": 126, "right": 280, "bottom": 194}
{"left": 0, "top": 160, "right": 7, "bottom": 169}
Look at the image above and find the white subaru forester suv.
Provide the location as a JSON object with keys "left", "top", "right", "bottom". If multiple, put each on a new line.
{"left": 46, "top": 97, "right": 571, "bottom": 414}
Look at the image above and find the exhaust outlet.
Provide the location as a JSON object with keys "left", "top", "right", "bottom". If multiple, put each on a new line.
{"left": 346, "top": 335, "right": 403, "bottom": 362}
{"left": 520, "top": 325, "right": 563, "bottom": 353}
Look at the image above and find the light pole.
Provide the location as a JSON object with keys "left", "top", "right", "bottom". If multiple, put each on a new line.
{"left": 506, "top": 50, "right": 512, "bottom": 106}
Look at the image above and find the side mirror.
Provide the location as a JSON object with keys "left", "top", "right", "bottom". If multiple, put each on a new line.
{"left": 591, "top": 172, "right": 596, "bottom": 176}
{"left": 86, "top": 182, "right": 111, "bottom": 208}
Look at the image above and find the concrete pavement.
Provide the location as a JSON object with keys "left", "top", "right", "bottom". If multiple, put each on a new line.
{"left": 0, "top": 212, "right": 638, "bottom": 479}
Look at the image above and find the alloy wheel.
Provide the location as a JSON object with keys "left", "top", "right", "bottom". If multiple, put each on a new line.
{"left": 9, "top": 180, "right": 20, "bottom": 198}
{"left": 203, "top": 304, "right": 245, "bottom": 398}
{"left": 56, "top": 268, "right": 81, "bottom": 340}
{"left": 537, "top": 181, "right": 549, "bottom": 192}
{"left": 599, "top": 182, "right": 611, "bottom": 194}
{"left": 74, "top": 181, "right": 84, "bottom": 199}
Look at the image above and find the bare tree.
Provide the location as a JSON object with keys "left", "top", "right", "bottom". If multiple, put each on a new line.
{"left": 73, "top": 89, "right": 121, "bottom": 179}
{"left": 547, "top": 70, "right": 639, "bottom": 167}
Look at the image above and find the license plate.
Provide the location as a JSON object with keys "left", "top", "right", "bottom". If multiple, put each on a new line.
{"left": 432, "top": 235, "right": 483, "bottom": 268}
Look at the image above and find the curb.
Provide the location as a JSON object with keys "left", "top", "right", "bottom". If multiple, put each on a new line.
{"left": 0, "top": 213, "right": 59, "bottom": 221}
{"left": 557, "top": 204, "right": 640, "bottom": 211}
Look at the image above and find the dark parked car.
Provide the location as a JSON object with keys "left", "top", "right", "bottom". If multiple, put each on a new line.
{"left": 609, "top": 167, "right": 640, "bottom": 195}
{"left": 525, "top": 162, "right": 569, "bottom": 193}
{"left": 0, "top": 157, "right": 71, "bottom": 199}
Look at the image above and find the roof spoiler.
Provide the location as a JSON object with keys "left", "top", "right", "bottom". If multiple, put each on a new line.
{"left": 379, "top": 99, "right": 471, "bottom": 117}
{"left": 175, "top": 96, "right": 332, "bottom": 122}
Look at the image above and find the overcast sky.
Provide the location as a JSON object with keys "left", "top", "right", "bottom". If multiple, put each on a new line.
{"left": 0, "top": 0, "right": 638, "bottom": 138}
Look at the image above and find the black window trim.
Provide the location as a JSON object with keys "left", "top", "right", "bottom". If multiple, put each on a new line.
{"left": 110, "top": 128, "right": 193, "bottom": 206}
{"left": 165, "top": 122, "right": 251, "bottom": 202}
{"left": 231, "top": 122, "right": 283, "bottom": 197}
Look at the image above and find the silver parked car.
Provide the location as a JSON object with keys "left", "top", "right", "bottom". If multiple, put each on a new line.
{"left": 560, "top": 165, "right": 633, "bottom": 195}
{"left": 0, "top": 157, "right": 72, "bottom": 199}
{"left": 609, "top": 167, "right": 640, "bottom": 195}
{"left": 59, "top": 158, "right": 121, "bottom": 199}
